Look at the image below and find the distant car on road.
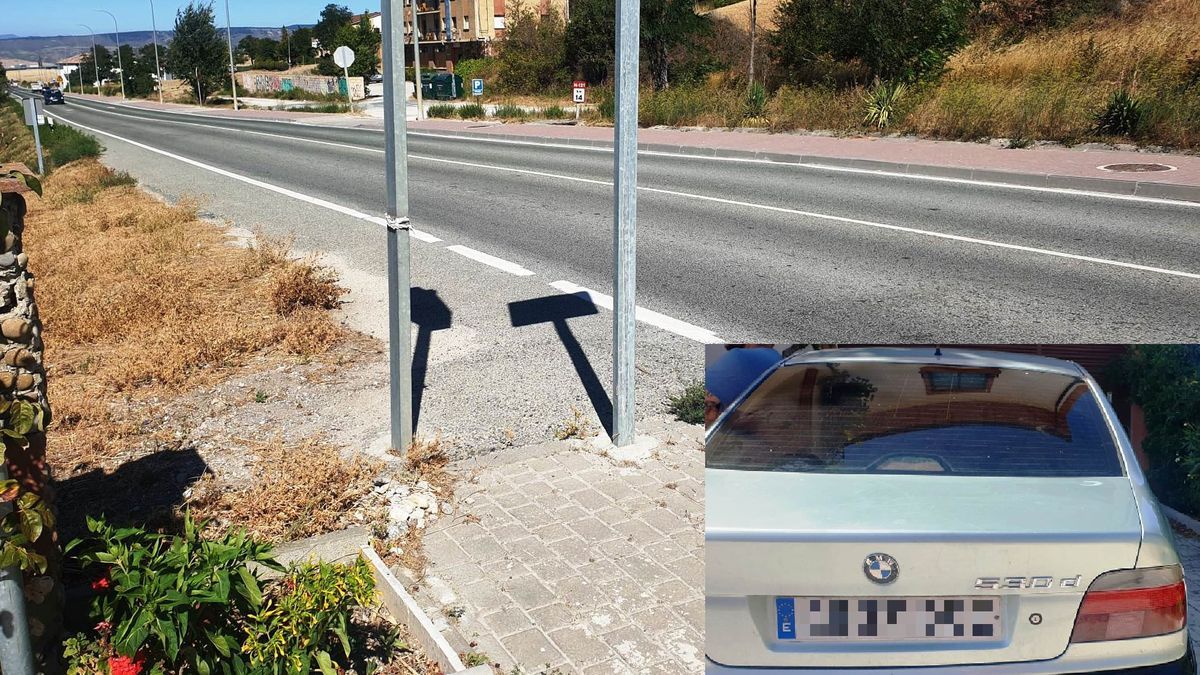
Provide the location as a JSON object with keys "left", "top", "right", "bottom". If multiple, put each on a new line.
{"left": 31, "top": 82, "right": 44, "bottom": 93}
{"left": 706, "top": 347, "right": 1194, "bottom": 675}
{"left": 43, "top": 86, "right": 65, "bottom": 105}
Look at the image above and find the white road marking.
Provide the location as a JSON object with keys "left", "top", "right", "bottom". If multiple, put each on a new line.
{"left": 41, "top": 110, "right": 441, "bottom": 243}
{"left": 41, "top": 103, "right": 727, "bottom": 341}
{"left": 52, "top": 100, "right": 1200, "bottom": 280}
{"left": 550, "top": 280, "right": 724, "bottom": 344}
{"left": 63, "top": 94, "right": 1200, "bottom": 210}
{"left": 445, "top": 245, "right": 536, "bottom": 276}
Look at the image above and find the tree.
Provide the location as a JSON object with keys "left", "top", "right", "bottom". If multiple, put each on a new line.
{"left": 771, "top": 0, "right": 976, "bottom": 85}
{"left": 278, "top": 26, "right": 293, "bottom": 67}
{"left": 642, "top": 0, "right": 709, "bottom": 90}
{"left": 291, "top": 27, "right": 317, "bottom": 65}
{"left": 565, "top": 0, "right": 615, "bottom": 85}
{"left": 497, "top": 1, "right": 567, "bottom": 92}
{"left": 318, "top": 12, "right": 381, "bottom": 77}
{"left": 79, "top": 45, "right": 115, "bottom": 87}
{"left": 165, "top": 1, "right": 228, "bottom": 104}
{"left": 0, "top": 62, "right": 7, "bottom": 88}
{"left": 313, "top": 4, "right": 354, "bottom": 53}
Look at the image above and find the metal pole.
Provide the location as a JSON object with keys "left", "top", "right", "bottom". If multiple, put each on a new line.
{"left": 611, "top": 0, "right": 639, "bottom": 447}
{"left": 30, "top": 107, "right": 45, "bottom": 175}
{"left": 96, "top": 10, "right": 125, "bottom": 100}
{"left": 224, "top": 0, "right": 239, "bottom": 110}
{"left": 748, "top": 0, "right": 756, "bottom": 88}
{"left": 343, "top": 65, "right": 353, "bottom": 110}
{"left": 79, "top": 25, "right": 100, "bottom": 96}
{"left": 382, "top": 0, "right": 413, "bottom": 454}
{"left": 0, "top": 467, "right": 35, "bottom": 675}
{"left": 150, "top": 0, "right": 164, "bottom": 104}
{"left": 410, "top": 0, "right": 423, "bottom": 120}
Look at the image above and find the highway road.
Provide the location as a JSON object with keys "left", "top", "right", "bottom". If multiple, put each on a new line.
{"left": 22, "top": 90, "right": 1200, "bottom": 343}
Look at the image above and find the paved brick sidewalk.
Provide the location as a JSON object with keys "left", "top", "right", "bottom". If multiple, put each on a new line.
{"left": 404, "top": 416, "right": 704, "bottom": 674}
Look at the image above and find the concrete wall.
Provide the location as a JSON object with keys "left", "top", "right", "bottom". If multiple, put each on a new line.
{"left": 239, "top": 71, "right": 366, "bottom": 100}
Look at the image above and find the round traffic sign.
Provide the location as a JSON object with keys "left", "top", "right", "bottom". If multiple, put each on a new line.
{"left": 333, "top": 46, "right": 356, "bottom": 69}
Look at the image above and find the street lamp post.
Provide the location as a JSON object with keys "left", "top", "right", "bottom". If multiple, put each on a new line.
{"left": 78, "top": 24, "right": 100, "bottom": 95}
{"left": 96, "top": 9, "right": 126, "bottom": 100}
{"left": 409, "top": 0, "right": 423, "bottom": 120}
{"left": 149, "top": 0, "right": 164, "bottom": 104}
{"left": 224, "top": 0, "right": 239, "bottom": 110}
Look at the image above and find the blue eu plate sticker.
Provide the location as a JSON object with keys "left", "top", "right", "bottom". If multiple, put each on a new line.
{"left": 776, "top": 597, "right": 796, "bottom": 639}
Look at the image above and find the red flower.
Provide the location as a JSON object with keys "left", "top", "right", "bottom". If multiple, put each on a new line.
{"left": 108, "top": 653, "right": 144, "bottom": 675}
{"left": 91, "top": 575, "right": 111, "bottom": 592}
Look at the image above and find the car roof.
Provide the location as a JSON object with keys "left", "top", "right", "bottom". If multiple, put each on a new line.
{"left": 780, "top": 347, "right": 1088, "bottom": 377}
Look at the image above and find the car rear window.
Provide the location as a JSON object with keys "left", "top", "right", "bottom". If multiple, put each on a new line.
{"left": 706, "top": 360, "right": 1124, "bottom": 477}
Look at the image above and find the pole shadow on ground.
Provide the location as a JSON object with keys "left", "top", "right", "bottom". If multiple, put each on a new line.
{"left": 411, "top": 287, "right": 453, "bottom": 431}
{"left": 508, "top": 294, "right": 613, "bottom": 438}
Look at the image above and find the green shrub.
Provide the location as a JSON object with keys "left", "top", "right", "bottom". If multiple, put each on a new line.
{"left": 863, "top": 80, "right": 908, "bottom": 129}
{"left": 65, "top": 514, "right": 381, "bottom": 673}
{"left": 289, "top": 103, "right": 350, "bottom": 113}
{"left": 67, "top": 513, "right": 283, "bottom": 672}
{"left": 667, "top": 381, "right": 706, "bottom": 425}
{"left": 1110, "top": 346, "right": 1200, "bottom": 516}
{"left": 1092, "top": 89, "right": 1145, "bottom": 137}
{"left": 39, "top": 122, "right": 103, "bottom": 169}
{"left": 427, "top": 103, "right": 456, "bottom": 118}
{"left": 744, "top": 82, "right": 768, "bottom": 120}
{"left": 495, "top": 104, "right": 527, "bottom": 119}
{"left": 542, "top": 105, "right": 568, "bottom": 119}
{"left": 458, "top": 102, "right": 486, "bottom": 118}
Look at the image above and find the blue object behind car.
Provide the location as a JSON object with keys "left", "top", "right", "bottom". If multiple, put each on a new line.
{"left": 43, "top": 88, "right": 64, "bottom": 105}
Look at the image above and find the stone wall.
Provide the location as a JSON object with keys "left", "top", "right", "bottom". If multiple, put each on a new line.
{"left": 0, "top": 165, "right": 61, "bottom": 670}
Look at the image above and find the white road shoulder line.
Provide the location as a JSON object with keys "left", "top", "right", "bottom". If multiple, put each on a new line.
{"left": 43, "top": 110, "right": 441, "bottom": 243}
{"left": 445, "top": 245, "right": 536, "bottom": 276}
{"left": 550, "top": 280, "right": 724, "bottom": 344}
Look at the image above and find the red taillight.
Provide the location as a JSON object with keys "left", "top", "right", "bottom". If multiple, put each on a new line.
{"left": 1070, "top": 565, "right": 1186, "bottom": 643}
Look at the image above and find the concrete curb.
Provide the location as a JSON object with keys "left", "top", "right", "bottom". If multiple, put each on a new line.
{"left": 361, "top": 545, "right": 487, "bottom": 674}
{"left": 1163, "top": 504, "right": 1200, "bottom": 535}
{"left": 411, "top": 127, "right": 1200, "bottom": 204}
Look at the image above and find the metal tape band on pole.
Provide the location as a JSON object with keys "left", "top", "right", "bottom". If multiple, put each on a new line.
{"left": 387, "top": 216, "right": 411, "bottom": 231}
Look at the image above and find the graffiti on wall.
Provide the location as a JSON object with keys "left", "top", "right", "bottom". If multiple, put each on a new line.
{"left": 239, "top": 72, "right": 366, "bottom": 100}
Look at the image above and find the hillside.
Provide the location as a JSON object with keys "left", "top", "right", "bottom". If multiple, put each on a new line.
{"left": 0, "top": 27, "right": 292, "bottom": 64}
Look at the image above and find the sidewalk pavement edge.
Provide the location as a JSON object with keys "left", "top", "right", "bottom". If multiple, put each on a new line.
{"left": 361, "top": 545, "right": 473, "bottom": 673}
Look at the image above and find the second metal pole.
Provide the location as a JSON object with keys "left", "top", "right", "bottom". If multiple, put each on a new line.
{"left": 410, "top": 0, "right": 423, "bottom": 120}
{"left": 383, "top": 0, "right": 414, "bottom": 455}
{"left": 224, "top": 0, "right": 239, "bottom": 110}
{"left": 0, "top": 467, "right": 34, "bottom": 675}
{"left": 612, "top": 0, "right": 640, "bottom": 447}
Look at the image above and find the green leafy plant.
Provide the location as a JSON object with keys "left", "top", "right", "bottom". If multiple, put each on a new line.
{"left": 666, "top": 381, "right": 706, "bottom": 425}
{"left": 0, "top": 399, "right": 53, "bottom": 574}
{"left": 1092, "top": 89, "right": 1145, "bottom": 137}
{"left": 494, "top": 104, "right": 527, "bottom": 119}
{"left": 427, "top": 104, "right": 456, "bottom": 118}
{"left": 863, "top": 80, "right": 908, "bottom": 129}
{"left": 241, "top": 557, "right": 376, "bottom": 672}
{"left": 62, "top": 633, "right": 110, "bottom": 675}
{"left": 66, "top": 512, "right": 284, "bottom": 672}
{"left": 457, "top": 103, "right": 487, "bottom": 119}
{"left": 542, "top": 105, "right": 568, "bottom": 119}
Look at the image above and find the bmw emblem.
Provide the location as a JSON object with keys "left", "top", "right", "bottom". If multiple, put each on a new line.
{"left": 864, "top": 553, "right": 899, "bottom": 584}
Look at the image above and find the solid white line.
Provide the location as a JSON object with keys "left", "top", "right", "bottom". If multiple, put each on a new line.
{"left": 55, "top": 97, "right": 1200, "bottom": 280}
{"left": 42, "top": 109, "right": 441, "bottom": 243}
{"left": 445, "top": 245, "right": 536, "bottom": 276}
{"left": 550, "top": 280, "right": 724, "bottom": 344}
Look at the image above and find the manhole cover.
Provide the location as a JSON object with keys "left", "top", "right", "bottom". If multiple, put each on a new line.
{"left": 1098, "top": 162, "right": 1175, "bottom": 173}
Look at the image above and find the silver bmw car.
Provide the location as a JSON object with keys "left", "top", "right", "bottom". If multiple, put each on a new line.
{"left": 706, "top": 347, "right": 1194, "bottom": 674}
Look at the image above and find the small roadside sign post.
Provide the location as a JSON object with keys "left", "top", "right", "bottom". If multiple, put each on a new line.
{"left": 21, "top": 98, "right": 45, "bottom": 175}
{"left": 333, "top": 45, "right": 356, "bottom": 110}
{"left": 471, "top": 78, "right": 483, "bottom": 101}
{"left": 572, "top": 80, "right": 586, "bottom": 120}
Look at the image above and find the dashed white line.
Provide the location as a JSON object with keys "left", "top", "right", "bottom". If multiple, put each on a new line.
{"left": 445, "top": 245, "right": 536, "bottom": 276}
{"left": 550, "top": 280, "right": 724, "bottom": 344}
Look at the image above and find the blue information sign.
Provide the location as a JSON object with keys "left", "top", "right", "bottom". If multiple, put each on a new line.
{"left": 471, "top": 78, "right": 484, "bottom": 96}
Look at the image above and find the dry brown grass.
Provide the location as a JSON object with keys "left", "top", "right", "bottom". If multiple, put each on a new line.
{"left": 23, "top": 159, "right": 348, "bottom": 470}
{"left": 271, "top": 257, "right": 345, "bottom": 315}
{"left": 187, "top": 436, "right": 381, "bottom": 542}
{"left": 905, "top": 0, "right": 1200, "bottom": 145}
{"left": 0, "top": 101, "right": 37, "bottom": 168}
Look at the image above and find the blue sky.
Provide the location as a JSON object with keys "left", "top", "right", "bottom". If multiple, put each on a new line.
{"left": 3, "top": 0, "right": 379, "bottom": 37}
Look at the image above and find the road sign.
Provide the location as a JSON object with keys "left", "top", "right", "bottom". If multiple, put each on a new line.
{"left": 333, "top": 45, "right": 356, "bottom": 69}
{"left": 572, "top": 80, "right": 587, "bottom": 104}
{"left": 21, "top": 98, "right": 45, "bottom": 175}
{"left": 471, "top": 78, "right": 483, "bottom": 96}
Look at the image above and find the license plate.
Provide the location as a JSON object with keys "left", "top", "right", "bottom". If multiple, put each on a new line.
{"left": 776, "top": 596, "right": 1003, "bottom": 641}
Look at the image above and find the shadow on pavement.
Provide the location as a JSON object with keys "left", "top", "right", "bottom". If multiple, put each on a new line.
{"left": 412, "top": 287, "right": 453, "bottom": 431}
{"left": 508, "top": 293, "right": 612, "bottom": 438}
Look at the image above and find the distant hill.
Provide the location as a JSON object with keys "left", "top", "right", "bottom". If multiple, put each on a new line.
{"left": 0, "top": 27, "right": 307, "bottom": 64}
